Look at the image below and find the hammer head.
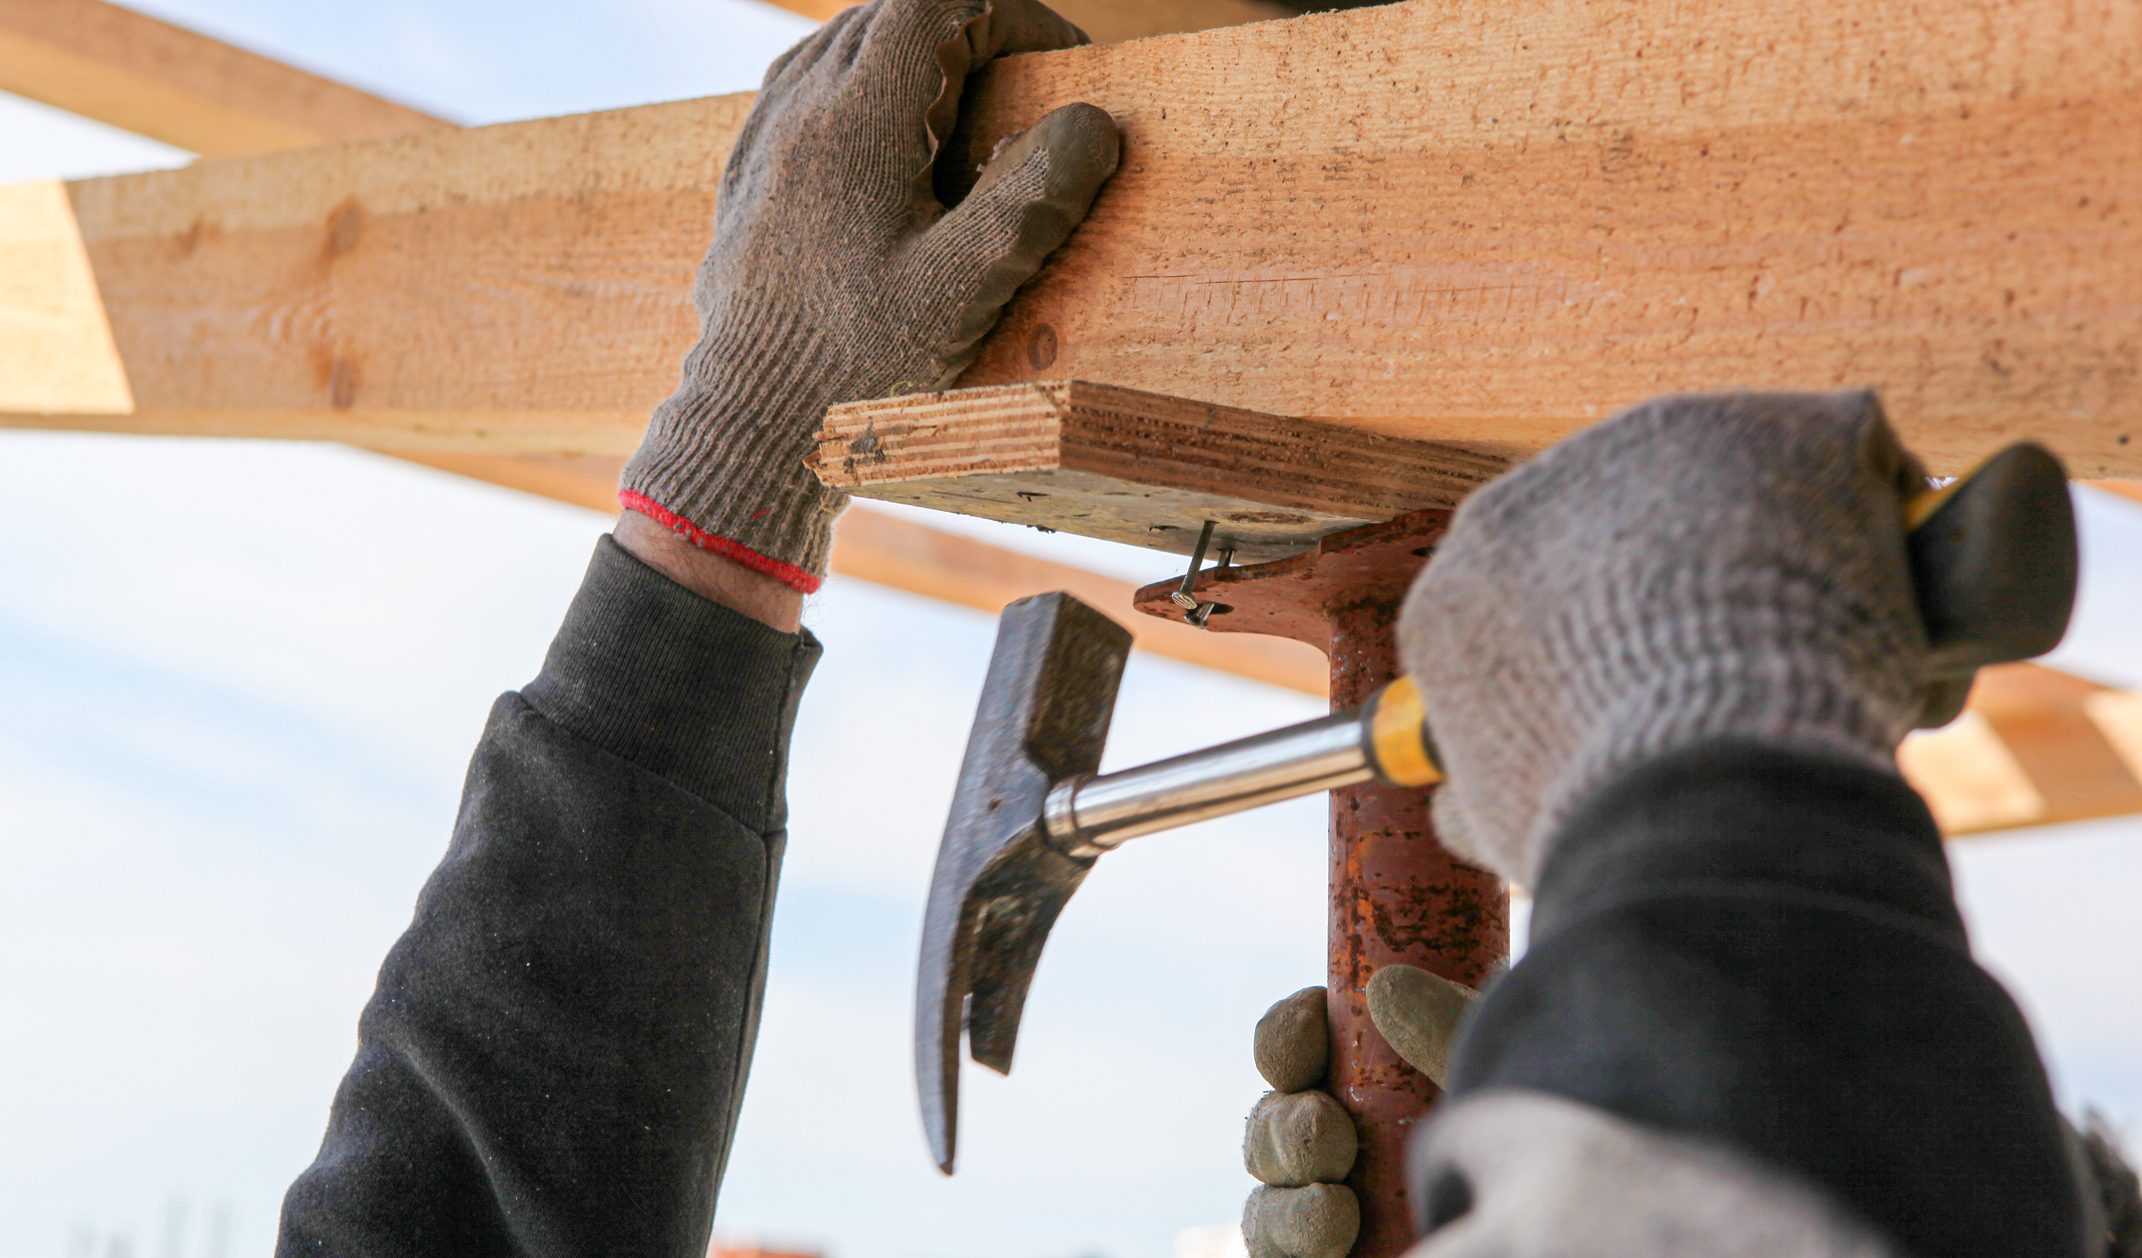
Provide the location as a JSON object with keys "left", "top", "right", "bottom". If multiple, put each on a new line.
{"left": 916, "top": 592, "right": 1132, "bottom": 1173}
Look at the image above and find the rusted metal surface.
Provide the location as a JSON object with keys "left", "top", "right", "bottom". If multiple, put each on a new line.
{"left": 1324, "top": 603, "right": 1509, "bottom": 1254}
{"left": 1135, "top": 509, "right": 1510, "bottom": 1258}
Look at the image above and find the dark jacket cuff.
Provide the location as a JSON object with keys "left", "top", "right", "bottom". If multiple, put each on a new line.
{"left": 521, "top": 535, "right": 821, "bottom": 831}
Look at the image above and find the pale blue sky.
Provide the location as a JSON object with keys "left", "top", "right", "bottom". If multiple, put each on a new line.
{"left": 2, "top": 4, "right": 2139, "bottom": 1257}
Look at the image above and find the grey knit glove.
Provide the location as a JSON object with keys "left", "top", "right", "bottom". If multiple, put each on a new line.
{"left": 1398, "top": 391, "right": 1935, "bottom": 886}
{"left": 1242, "top": 974, "right": 1478, "bottom": 1258}
{"left": 620, "top": 0, "right": 1120, "bottom": 590}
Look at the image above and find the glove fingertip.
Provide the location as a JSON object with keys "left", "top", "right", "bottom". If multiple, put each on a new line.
{"left": 1367, "top": 964, "right": 1478, "bottom": 1090}
{"left": 1245, "top": 1183, "right": 1362, "bottom": 1258}
{"left": 919, "top": 100, "right": 1120, "bottom": 367}
{"left": 1253, "top": 986, "right": 1330, "bottom": 1092}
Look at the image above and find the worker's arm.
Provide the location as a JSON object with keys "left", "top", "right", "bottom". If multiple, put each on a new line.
{"left": 1242, "top": 394, "right": 2098, "bottom": 1258}
{"left": 277, "top": 1, "right": 1117, "bottom": 1251}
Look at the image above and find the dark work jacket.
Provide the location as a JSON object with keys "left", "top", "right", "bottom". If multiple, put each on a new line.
{"left": 278, "top": 537, "right": 818, "bottom": 1256}
{"left": 276, "top": 538, "right": 2085, "bottom": 1257}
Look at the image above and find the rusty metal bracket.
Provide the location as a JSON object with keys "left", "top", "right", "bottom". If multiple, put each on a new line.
{"left": 1134, "top": 509, "right": 1511, "bottom": 1258}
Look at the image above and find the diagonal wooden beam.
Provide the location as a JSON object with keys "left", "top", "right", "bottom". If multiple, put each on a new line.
{"left": 0, "top": 0, "right": 442, "bottom": 154}
{"left": 1903, "top": 664, "right": 2142, "bottom": 836}
{"left": 396, "top": 448, "right": 1330, "bottom": 694}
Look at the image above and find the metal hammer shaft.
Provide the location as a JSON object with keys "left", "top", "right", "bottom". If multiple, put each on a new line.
{"left": 1039, "top": 440, "right": 2077, "bottom": 860}
{"left": 1042, "top": 681, "right": 1429, "bottom": 857}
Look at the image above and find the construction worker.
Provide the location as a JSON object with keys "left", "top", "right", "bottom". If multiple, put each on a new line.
{"left": 272, "top": 0, "right": 2133, "bottom": 1254}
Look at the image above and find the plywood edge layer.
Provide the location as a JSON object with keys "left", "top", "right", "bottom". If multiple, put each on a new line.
{"left": 813, "top": 380, "right": 1510, "bottom": 560}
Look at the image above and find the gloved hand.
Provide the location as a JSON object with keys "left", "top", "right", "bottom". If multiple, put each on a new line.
{"left": 1242, "top": 970, "right": 1479, "bottom": 1258}
{"left": 1397, "top": 391, "right": 1940, "bottom": 886}
{"left": 620, "top": 0, "right": 1120, "bottom": 592}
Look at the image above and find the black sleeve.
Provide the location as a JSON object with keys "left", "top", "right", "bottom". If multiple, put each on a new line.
{"left": 1443, "top": 741, "right": 2086, "bottom": 1258}
{"left": 277, "top": 536, "right": 820, "bottom": 1257}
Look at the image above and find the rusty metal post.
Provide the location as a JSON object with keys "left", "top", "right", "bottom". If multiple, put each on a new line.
{"left": 1135, "top": 510, "right": 1509, "bottom": 1257}
{"left": 1324, "top": 602, "right": 1507, "bottom": 1254}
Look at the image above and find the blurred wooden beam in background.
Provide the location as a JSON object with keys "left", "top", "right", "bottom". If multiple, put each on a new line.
{"left": 399, "top": 448, "right": 1331, "bottom": 694}
{"left": 1905, "top": 665, "right": 2142, "bottom": 837}
{"left": 0, "top": 0, "right": 442, "bottom": 154}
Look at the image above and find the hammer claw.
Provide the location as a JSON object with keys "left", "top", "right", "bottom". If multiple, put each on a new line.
{"left": 915, "top": 593, "right": 1131, "bottom": 1173}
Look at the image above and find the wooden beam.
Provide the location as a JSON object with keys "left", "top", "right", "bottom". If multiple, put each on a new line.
{"left": 385, "top": 449, "right": 1329, "bottom": 693}
{"left": 748, "top": 0, "right": 1295, "bottom": 46}
{"left": 0, "top": 0, "right": 610, "bottom": 554}
{"left": 0, "top": 0, "right": 444, "bottom": 154}
{"left": 6, "top": 0, "right": 2140, "bottom": 474}
{"left": 828, "top": 505, "right": 1330, "bottom": 691}
{"left": 1903, "top": 664, "right": 2142, "bottom": 836}
{"left": 6, "top": 0, "right": 2141, "bottom": 835}
{"left": 412, "top": 433, "right": 2142, "bottom": 835}
{"left": 815, "top": 380, "right": 1508, "bottom": 559}
{"left": 0, "top": 0, "right": 1327, "bottom": 694}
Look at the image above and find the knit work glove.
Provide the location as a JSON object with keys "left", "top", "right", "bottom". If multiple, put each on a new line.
{"left": 620, "top": 0, "right": 1121, "bottom": 591}
{"left": 1242, "top": 973, "right": 1478, "bottom": 1258}
{"left": 1397, "top": 391, "right": 1936, "bottom": 887}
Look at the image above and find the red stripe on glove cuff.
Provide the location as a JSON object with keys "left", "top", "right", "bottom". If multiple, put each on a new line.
{"left": 618, "top": 490, "right": 824, "bottom": 594}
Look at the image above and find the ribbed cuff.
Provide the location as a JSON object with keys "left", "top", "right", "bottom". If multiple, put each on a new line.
{"left": 620, "top": 310, "right": 849, "bottom": 587}
{"left": 521, "top": 536, "right": 822, "bottom": 831}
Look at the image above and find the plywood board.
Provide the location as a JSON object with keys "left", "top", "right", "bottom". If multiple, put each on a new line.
{"left": 815, "top": 380, "right": 1508, "bottom": 559}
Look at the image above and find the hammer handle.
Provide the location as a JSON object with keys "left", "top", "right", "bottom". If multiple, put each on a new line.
{"left": 1045, "top": 443, "right": 2076, "bottom": 853}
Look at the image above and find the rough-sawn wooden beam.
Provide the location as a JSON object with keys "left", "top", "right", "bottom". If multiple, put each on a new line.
{"left": 3, "top": 0, "right": 2139, "bottom": 473}
{"left": 0, "top": 0, "right": 1333, "bottom": 695}
{"left": 746, "top": 0, "right": 1296, "bottom": 45}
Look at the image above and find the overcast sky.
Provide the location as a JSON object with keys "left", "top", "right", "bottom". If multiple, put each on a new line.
{"left": 2, "top": 4, "right": 2139, "bottom": 1257}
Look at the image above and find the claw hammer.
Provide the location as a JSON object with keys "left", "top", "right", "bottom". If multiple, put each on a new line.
{"left": 916, "top": 441, "right": 2078, "bottom": 1174}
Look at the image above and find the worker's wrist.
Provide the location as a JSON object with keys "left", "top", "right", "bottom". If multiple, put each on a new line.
{"left": 614, "top": 509, "right": 807, "bottom": 633}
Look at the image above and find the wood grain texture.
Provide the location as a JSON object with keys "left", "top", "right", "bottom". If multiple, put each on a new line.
{"left": 0, "top": 0, "right": 444, "bottom": 154}
{"left": 0, "top": 0, "right": 623, "bottom": 531}
{"left": 1903, "top": 664, "right": 2142, "bottom": 835}
{"left": 6, "top": 0, "right": 2142, "bottom": 473}
{"left": 948, "top": 0, "right": 2142, "bottom": 477}
{"left": 0, "top": 94, "right": 747, "bottom": 447}
{"left": 815, "top": 379, "right": 1507, "bottom": 558}
{"left": 0, "top": 7, "right": 1309, "bottom": 692}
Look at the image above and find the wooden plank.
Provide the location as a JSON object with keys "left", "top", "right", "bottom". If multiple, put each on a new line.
{"left": 0, "top": 0, "right": 623, "bottom": 529}
{"left": 828, "top": 505, "right": 1330, "bottom": 691}
{"left": 6, "top": 0, "right": 2140, "bottom": 473}
{"left": 750, "top": 0, "right": 1296, "bottom": 44}
{"left": 1902, "top": 664, "right": 2142, "bottom": 835}
{"left": 0, "top": 0, "right": 444, "bottom": 154}
{"left": 386, "top": 447, "right": 1330, "bottom": 692}
{"left": 0, "top": 2, "right": 1323, "bottom": 693}
{"left": 815, "top": 379, "right": 1508, "bottom": 559}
